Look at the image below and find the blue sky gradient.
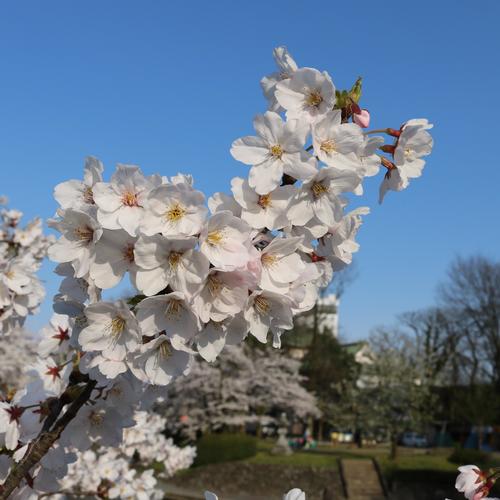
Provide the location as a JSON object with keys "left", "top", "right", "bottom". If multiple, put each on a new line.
{"left": 1, "top": 0, "right": 499, "bottom": 340}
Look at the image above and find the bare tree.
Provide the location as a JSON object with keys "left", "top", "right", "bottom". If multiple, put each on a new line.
{"left": 438, "top": 255, "right": 500, "bottom": 388}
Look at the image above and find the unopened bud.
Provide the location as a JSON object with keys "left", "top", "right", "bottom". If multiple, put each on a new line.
{"left": 379, "top": 144, "right": 395, "bottom": 154}
{"left": 387, "top": 128, "right": 401, "bottom": 138}
{"left": 353, "top": 109, "right": 370, "bottom": 128}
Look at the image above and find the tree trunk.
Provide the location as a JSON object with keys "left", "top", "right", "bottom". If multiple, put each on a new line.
{"left": 318, "top": 418, "right": 324, "bottom": 442}
{"left": 390, "top": 432, "right": 398, "bottom": 460}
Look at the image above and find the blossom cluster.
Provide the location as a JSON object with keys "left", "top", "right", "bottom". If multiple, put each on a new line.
{"left": 0, "top": 46, "right": 434, "bottom": 498}
{"left": 53, "top": 411, "right": 195, "bottom": 499}
{"left": 0, "top": 198, "right": 53, "bottom": 335}
{"left": 46, "top": 47, "right": 434, "bottom": 387}
{"left": 0, "top": 312, "right": 195, "bottom": 498}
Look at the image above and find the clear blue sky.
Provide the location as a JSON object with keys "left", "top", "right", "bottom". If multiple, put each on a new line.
{"left": 1, "top": 0, "right": 499, "bottom": 341}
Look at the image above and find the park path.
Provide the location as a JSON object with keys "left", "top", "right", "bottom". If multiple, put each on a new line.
{"left": 341, "top": 459, "right": 386, "bottom": 500}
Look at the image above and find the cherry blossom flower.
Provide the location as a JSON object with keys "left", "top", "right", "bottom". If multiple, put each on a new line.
{"left": 455, "top": 465, "right": 487, "bottom": 500}
{"left": 285, "top": 489, "right": 306, "bottom": 500}
{"left": 259, "top": 236, "right": 305, "bottom": 293}
{"left": 379, "top": 119, "right": 434, "bottom": 203}
{"left": 261, "top": 46, "right": 298, "bottom": 112}
{"left": 231, "top": 111, "right": 316, "bottom": 194}
{"left": 312, "top": 110, "right": 364, "bottom": 169}
{"left": 193, "top": 269, "right": 249, "bottom": 323}
{"left": 141, "top": 181, "right": 207, "bottom": 237}
{"left": 93, "top": 164, "right": 159, "bottom": 236}
{"left": 53, "top": 156, "right": 104, "bottom": 214}
{"left": 275, "top": 67, "right": 336, "bottom": 123}
{"left": 196, "top": 321, "right": 229, "bottom": 362}
{"left": 131, "top": 335, "right": 193, "bottom": 386}
{"left": 317, "top": 207, "right": 370, "bottom": 271}
{"left": 199, "top": 211, "right": 252, "bottom": 271}
{"left": 231, "top": 177, "right": 295, "bottom": 230}
{"left": 61, "top": 402, "right": 131, "bottom": 451}
{"left": 134, "top": 235, "right": 209, "bottom": 297}
{"left": 288, "top": 167, "right": 361, "bottom": 227}
{"left": 208, "top": 191, "right": 242, "bottom": 217}
{"left": 244, "top": 290, "right": 294, "bottom": 343}
{"left": 79, "top": 301, "right": 141, "bottom": 363}
{"left": 135, "top": 292, "right": 199, "bottom": 346}
{"left": 48, "top": 209, "right": 102, "bottom": 278}
{"left": 90, "top": 229, "right": 138, "bottom": 289}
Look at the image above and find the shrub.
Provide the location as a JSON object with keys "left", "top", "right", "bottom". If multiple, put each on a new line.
{"left": 448, "top": 447, "right": 491, "bottom": 466}
{"left": 194, "top": 433, "right": 257, "bottom": 466}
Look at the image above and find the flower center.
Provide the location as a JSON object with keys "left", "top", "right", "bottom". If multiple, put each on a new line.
{"left": 74, "top": 225, "right": 94, "bottom": 243}
{"left": 207, "top": 230, "right": 224, "bottom": 246}
{"left": 306, "top": 89, "right": 323, "bottom": 107}
{"left": 158, "top": 340, "right": 172, "bottom": 359}
{"left": 261, "top": 253, "right": 277, "bottom": 267}
{"left": 123, "top": 244, "right": 135, "bottom": 263}
{"left": 166, "top": 299, "right": 183, "bottom": 318}
{"left": 168, "top": 251, "right": 182, "bottom": 269}
{"left": 52, "top": 326, "right": 70, "bottom": 344}
{"left": 254, "top": 296, "right": 270, "bottom": 316}
{"left": 165, "top": 203, "right": 186, "bottom": 223}
{"left": 45, "top": 365, "right": 62, "bottom": 381}
{"left": 4, "top": 270, "right": 14, "bottom": 279}
{"left": 5, "top": 405, "right": 23, "bottom": 423}
{"left": 257, "top": 194, "right": 272, "bottom": 209}
{"left": 107, "top": 316, "right": 126, "bottom": 338}
{"left": 269, "top": 144, "right": 284, "bottom": 159}
{"left": 320, "top": 139, "right": 337, "bottom": 154}
{"left": 83, "top": 186, "right": 95, "bottom": 204}
{"left": 207, "top": 274, "right": 223, "bottom": 296}
{"left": 311, "top": 182, "right": 329, "bottom": 199}
{"left": 122, "top": 191, "right": 139, "bottom": 207}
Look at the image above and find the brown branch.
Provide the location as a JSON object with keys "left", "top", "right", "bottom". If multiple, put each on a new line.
{"left": 0, "top": 380, "right": 97, "bottom": 499}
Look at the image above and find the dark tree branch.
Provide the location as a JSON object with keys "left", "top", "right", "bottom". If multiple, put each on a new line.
{"left": 0, "top": 380, "right": 97, "bottom": 499}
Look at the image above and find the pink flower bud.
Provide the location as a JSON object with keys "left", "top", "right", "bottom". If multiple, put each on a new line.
{"left": 353, "top": 109, "right": 370, "bottom": 128}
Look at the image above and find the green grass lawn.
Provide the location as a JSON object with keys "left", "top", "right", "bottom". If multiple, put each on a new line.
{"left": 243, "top": 440, "right": 500, "bottom": 480}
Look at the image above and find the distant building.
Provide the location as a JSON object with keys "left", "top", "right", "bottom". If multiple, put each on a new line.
{"left": 294, "top": 294, "right": 339, "bottom": 337}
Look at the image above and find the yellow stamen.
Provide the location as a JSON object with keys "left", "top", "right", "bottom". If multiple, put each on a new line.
{"left": 261, "top": 253, "right": 277, "bottom": 267}
{"left": 207, "top": 274, "right": 223, "bottom": 296}
{"left": 254, "top": 296, "right": 270, "bottom": 316}
{"left": 269, "top": 144, "right": 284, "bottom": 159}
{"left": 122, "top": 191, "right": 139, "bottom": 207}
{"left": 207, "top": 230, "right": 224, "bottom": 246}
{"left": 83, "top": 186, "right": 94, "bottom": 204}
{"left": 165, "top": 203, "right": 186, "bottom": 223}
{"left": 107, "top": 316, "right": 126, "bottom": 338}
{"left": 168, "top": 252, "right": 182, "bottom": 269}
{"left": 74, "top": 226, "right": 94, "bottom": 243}
{"left": 258, "top": 194, "right": 272, "bottom": 209}
{"left": 306, "top": 90, "right": 323, "bottom": 107}
{"left": 166, "top": 299, "right": 183, "bottom": 318}
{"left": 311, "top": 182, "right": 329, "bottom": 199}
{"left": 159, "top": 341, "right": 172, "bottom": 359}
{"left": 320, "top": 139, "right": 337, "bottom": 154}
